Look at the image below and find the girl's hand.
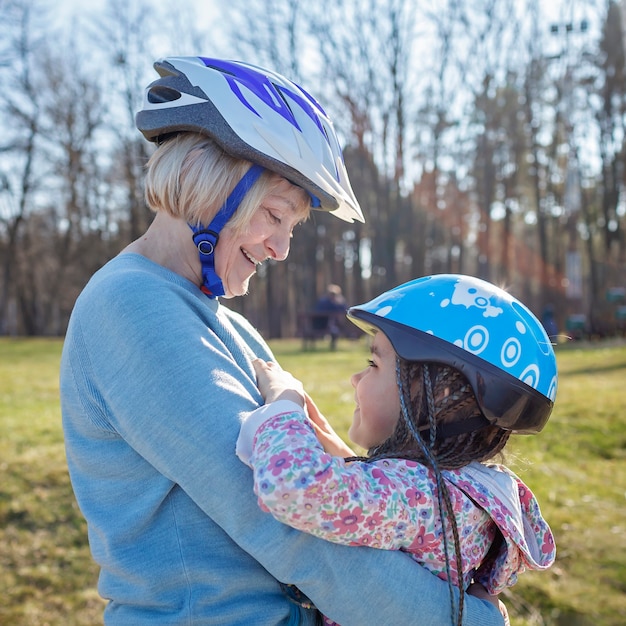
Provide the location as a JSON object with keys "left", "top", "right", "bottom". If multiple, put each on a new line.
{"left": 252, "top": 360, "right": 354, "bottom": 458}
{"left": 252, "top": 359, "right": 305, "bottom": 407}
{"left": 304, "top": 393, "right": 356, "bottom": 458}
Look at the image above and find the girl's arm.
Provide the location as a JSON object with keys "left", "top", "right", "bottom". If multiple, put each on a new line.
{"left": 246, "top": 408, "right": 442, "bottom": 551}
{"left": 245, "top": 357, "right": 441, "bottom": 550}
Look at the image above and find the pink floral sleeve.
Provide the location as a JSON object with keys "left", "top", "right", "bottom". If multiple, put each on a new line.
{"left": 249, "top": 410, "right": 492, "bottom": 587}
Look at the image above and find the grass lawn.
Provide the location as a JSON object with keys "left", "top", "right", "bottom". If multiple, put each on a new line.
{"left": 1, "top": 336, "right": 625, "bottom": 625}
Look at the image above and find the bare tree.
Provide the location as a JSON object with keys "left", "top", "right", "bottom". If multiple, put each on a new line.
{"left": 91, "top": 0, "right": 158, "bottom": 243}
{"left": 34, "top": 46, "right": 111, "bottom": 333}
{"left": 0, "top": 0, "right": 50, "bottom": 333}
{"left": 303, "top": 0, "right": 420, "bottom": 301}
{"left": 597, "top": 0, "right": 626, "bottom": 261}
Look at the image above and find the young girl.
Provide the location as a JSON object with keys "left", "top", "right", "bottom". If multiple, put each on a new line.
{"left": 237, "top": 274, "right": 556, "bottom": 625}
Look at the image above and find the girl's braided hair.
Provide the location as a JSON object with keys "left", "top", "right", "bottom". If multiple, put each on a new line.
{"left": 368, "top": 359, "right": 510, "bottom": 468}
{"left": 360, "top": 357, "right": 511, "bottom": 626}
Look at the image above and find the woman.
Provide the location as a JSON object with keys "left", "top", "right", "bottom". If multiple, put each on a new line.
{"left": 60, "top": 57, "right": 505, "bottom": 625}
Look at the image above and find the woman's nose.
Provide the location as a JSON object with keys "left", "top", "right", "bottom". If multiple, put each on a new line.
{"left": 266, "top": 231, "right": 291, "bottom": 261}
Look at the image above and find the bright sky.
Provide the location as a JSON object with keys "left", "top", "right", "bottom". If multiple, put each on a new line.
{"left": 49, "top": 0, "right": 603, "bottom": 67}
{"left": 51, "top": 0, "right": 600, "bottom": 52}
{"left": 50, "top": 0, "right": 229, "bottom": 56}
{"left": 63, "top": 1, "right": 218, "bottom": 25}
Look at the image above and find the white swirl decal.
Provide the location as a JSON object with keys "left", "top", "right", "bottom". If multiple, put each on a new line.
{"left": 501, "top": 338, "right": 522, "bottom": 367}
{"left": 547, "top": 376, "right": 557, "bottom": 401}
{"left": 463, "top": 325, "right": 489, "bottom": 355}
{"left": 520, "top": 364, "right": 540, "bottom": 389}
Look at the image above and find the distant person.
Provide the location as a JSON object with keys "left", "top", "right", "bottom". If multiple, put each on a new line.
{"left": 314, "top": 284, "right": 348, "bottom": 349}
{"left": 238, "top": 274, "right": 557, "bottom": 625}
{"left": 60, "top": 56, "right": 506, "bottom": 626}
{"left": 541, "top": 305, "right": 559, "bottom": 339}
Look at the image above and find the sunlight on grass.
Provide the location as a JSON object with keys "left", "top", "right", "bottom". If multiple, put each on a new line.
{"left": 1, "top": 337, "right": 625, "bottom": 625}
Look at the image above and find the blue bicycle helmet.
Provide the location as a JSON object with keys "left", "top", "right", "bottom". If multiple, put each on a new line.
{"left": 348, "top": 274, "right": 558, "bottom": 434}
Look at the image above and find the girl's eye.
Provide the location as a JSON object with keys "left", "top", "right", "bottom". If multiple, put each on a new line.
{"left": 367, "top": 358, "right": 377, "bottom": 368}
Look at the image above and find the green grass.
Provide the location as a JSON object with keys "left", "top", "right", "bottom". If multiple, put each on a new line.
{"left": 1, "top": 337, "right": 625, "bottom": 625}
{"left": 0, "top": 339, "right": 104, "bottom": 625}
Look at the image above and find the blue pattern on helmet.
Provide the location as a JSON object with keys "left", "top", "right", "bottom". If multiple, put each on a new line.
{"left": 198, "top": 57, "right": 325, "bottom": 135}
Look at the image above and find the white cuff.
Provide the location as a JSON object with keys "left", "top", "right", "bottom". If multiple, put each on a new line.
{"left": 236, "top": 400, "right": 305, "bottom": 466}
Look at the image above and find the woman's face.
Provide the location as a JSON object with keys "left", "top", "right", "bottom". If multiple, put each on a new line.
{"left": 215, "top": 179, "right": 308, "bottom": 298}
{"left": 348, "top": 331, "right": 401, "bottom": 450}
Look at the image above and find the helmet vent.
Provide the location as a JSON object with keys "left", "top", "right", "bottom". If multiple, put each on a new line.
{"left": 204, "top": 63, "right": 236, "bottom": 77}
{"left": 147, "top": 86, "right": 182, "bottom": 104}
{"left": 274, "top": 85, "right": 295, "bottom": 116}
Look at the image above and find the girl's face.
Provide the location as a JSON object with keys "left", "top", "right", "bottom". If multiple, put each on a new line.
{"left": 349, "top": 331, "right": 401, "bottom": 450}
{"left": 215, "top": 179, "right": 308, "bottom": 298}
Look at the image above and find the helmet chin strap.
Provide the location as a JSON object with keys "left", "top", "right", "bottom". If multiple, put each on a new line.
{"left": 189, "top": 164, "right": 265, "bottom": 298}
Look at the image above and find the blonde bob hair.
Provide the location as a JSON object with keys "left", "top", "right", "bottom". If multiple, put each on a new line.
{"left": 144, "top": 133, "right": 310, "bottom": 233}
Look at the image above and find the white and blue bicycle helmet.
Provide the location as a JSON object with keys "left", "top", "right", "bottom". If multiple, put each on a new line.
{"left": 135, "top": 56, "right": 363, "bottom": 224}
{"left": 348, "top": 274, "right": 558, "bottom": 434}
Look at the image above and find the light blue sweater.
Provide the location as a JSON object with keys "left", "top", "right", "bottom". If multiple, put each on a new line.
{"left": 60, "top": 253, "right": 503, "bottom": 625}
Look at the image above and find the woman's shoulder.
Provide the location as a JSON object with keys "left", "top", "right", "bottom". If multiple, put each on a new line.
{"left": 75, "top": 253, "right": 207, "bottom": 312}
{"left": 87, "top": 253, "right": 189, "bottom": 291}
{"left": 68, "top": 253, "right": 215, "bottom": 341}
{"left": 217, "top": 303, "right": 272, "bottom": 355}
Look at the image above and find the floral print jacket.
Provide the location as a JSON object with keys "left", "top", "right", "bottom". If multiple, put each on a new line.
{"left": 246, "top": 406, "right": 556, "bottom": 593}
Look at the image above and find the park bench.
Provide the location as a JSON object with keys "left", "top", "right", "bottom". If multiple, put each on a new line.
{"left": 297, "top": 310, "right": 361, "bottom": 350}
